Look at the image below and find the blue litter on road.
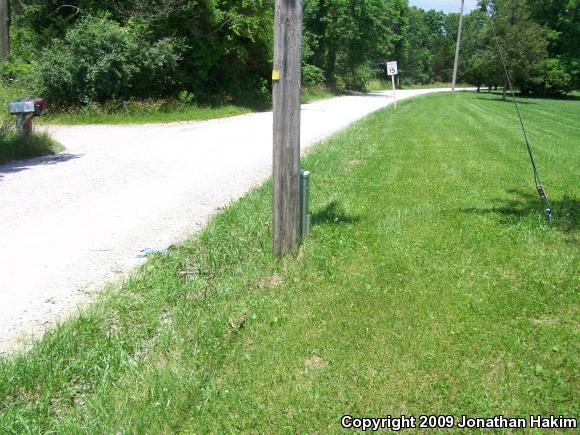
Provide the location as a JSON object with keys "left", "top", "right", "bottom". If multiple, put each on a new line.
{"left": 136, "top": 247, "right": 169, "bottom": 258}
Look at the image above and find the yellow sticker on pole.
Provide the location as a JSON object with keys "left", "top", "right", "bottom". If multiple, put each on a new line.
{"left": 272, "top": 69, "right": 281, "bottom": 81}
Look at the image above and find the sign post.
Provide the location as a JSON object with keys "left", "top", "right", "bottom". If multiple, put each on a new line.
{"left": 272, "top": 0, "right": 303, "bottom": 256}
{"left": 387, "top": 60, "right": 398, "bottom": 109}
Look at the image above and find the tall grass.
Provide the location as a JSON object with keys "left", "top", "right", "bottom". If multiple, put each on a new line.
{"left": 0, "top": 126, "right": 63, "bottom": 164}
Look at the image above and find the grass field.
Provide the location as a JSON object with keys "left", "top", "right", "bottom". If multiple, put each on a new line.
{"left": 366, "top": 80, "right": 471, "bottom": 92}
{"left": 0, "top": 92, "right": 578, "bottom": 433}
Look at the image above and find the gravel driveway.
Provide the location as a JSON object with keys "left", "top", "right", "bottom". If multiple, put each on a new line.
{"left": 0, "top": 88, "right": 461, "bottom": 353}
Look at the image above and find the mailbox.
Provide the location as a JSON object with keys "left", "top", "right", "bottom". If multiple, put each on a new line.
{"left": 8, "top": 99, "right": 46, "bottom": 115}
{"left": 7, "top": 98, "right": 47, "bottom": 135}
{"left": 9, "top": 101, "right": 36, "bottom": 114}
{"left": 29, "top": 98, "right": 47, "bottom": 115}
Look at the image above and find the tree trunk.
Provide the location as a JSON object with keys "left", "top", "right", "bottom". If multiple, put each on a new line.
{"left": 502, "top": 86, "right": 507, "bottom": 101}
{"left": 325, "top": 48, "right": 337, "bottom": 87}
{"left": 477, "top": 84, "right": 480, "bottom": 93}
{"left": 0, "top": 0, "right": 9, "bottom": 62}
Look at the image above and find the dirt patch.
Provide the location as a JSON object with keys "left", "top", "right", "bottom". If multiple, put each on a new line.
{"left": 260, "top": 273, "right": 283, "bottom": 289}
{"left": 304, "top": 355, "right": 329, "bottom": 372}
{"left": 227, "top": 308, "right": 249, "bottom": 333}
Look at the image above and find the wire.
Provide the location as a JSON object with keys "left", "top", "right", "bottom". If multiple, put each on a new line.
{"left": 484, "top": 3, "right": 553, "bottom": 222}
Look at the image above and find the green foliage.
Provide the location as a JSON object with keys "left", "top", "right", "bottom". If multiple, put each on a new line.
{"left": 11, "top": 0, "right": 275, "bottom": 103}
{"left": 403, "top": 7, "right": 484, "bottom": 85}
{"left": 0, "top": 61, "right": 32, "bottom": 81}
{"left": 403, "top": 7, "right": 435, "bottom": 84}
{"left": 461, "top": 0, "right": 550, "bottom": 95}
{"left": 0, "top": 125, "right": 63, "bottom": 164}
{"left": 543, "top": 57, "right": 573, "bottom": 95}
{"left": 303, "top": 0, "right": 407, "bottom": 89}
{"left": 0, "top": 82, "right": 23, "bottom": 125}
{"left": 488, "top": 0, "right": 548, "bottom": 93}
{"left": 29, "top": 16, "right": 183, "bottom": 104}
{"left": 526, "top": 0, "right": 580, "bottom": 88}
{"left": 177, "top": 90, "right": 197, "bottom": 105}
{"left": 302, "top": 64, "right": 325, "bottom": 86}
{"left": 4, "top": 0, "right": 578, "bottom": 107}
{"left": 464, "top": 49, "right": 498, "bottom": 90}
{"left": 40, "top": 99, "right": 254, "bottom": 125}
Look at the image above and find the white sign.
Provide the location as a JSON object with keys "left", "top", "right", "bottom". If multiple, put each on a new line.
{"left": 387, "top": 61, "right": 398, "bottom": 76}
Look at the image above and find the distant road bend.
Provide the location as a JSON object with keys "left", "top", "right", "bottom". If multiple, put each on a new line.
{"left": 0, "top": 88, "right": 470, "bottom": 353}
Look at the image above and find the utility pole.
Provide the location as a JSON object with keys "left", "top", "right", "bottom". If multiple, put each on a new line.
{"left": 451, "top": 0, "right": 465, "bottom": 91}
{"left": 272, "top": 0, "right": 303, "bottom": 256}
{"left": 0, "top": 0, "right": 9, "bottom": 62}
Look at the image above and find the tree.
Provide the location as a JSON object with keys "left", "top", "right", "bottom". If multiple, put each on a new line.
{"left": 543, "top": 57, "right": 572, "bottom": 94}
{"left": 304, "top": 0, "right": 407, "bottom": 89}
{"left": 462, "top": 8, "right": 502, "bottom": 91}
{"left": 491, "top": 0, "right": 548, "bottom": 97}
{"left": 29, "top": 16, "right": 183, "bottom": 103}
{"left": 403, "top": 7, "right": 434, "bottom": 84}
{"left": 457, "top": 9, "right": 487, "bottom": 86}
{"left": 0, "top": 0, "right": 9, "bottom": 62}
{"left": 525, "top": 0, "right": 580, "bottom": 91}
{"left": 11, "top": 0, "right": 275, "bottom": 99}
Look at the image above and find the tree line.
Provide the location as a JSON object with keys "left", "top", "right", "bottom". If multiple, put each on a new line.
{"left": 0, "top": 0, "right": 577, "bottom": 106}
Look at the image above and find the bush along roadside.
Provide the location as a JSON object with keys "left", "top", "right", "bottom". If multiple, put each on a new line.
{"left": 0, "top": 124, "right": 63, "bottom": 164}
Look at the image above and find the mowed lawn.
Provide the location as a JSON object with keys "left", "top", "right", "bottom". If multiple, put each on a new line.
{"left": 1, "top": 92, "right": 578, "bottom": 432}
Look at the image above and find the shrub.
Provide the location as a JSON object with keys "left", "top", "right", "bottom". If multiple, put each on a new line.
{"left": 29, "top": 16, "right": 184, "bottom": 104}
{"left": 543, "top": 58, "right": 572, "bottom": 95}
{"left": 340, "top": 65, "right": 375, "bottom": 91}
{"left": 0, "top": 62, "right": 33, "bottom": 82}
{"left": 178, "top": 90, "right": 197, "bottom": 105}
{"left": 302, "top": 64, "right": 325, "bottom": 86}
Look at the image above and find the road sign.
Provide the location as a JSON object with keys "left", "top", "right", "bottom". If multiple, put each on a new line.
{"left": 386, "top": 61, "right": 398, "bottom": 109}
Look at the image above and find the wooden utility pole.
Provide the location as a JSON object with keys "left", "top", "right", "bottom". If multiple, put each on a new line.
{"left": 272, "top": 0, "right": 303, "bottom": 256}
{"left": 0, "top": 0, "right": 9, "bottom": 62}
{"left": 451, "top": 0, "right": 465, "bottom": 91}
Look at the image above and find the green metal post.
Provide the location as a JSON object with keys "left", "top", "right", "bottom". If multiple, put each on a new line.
{"left": 299, "top": 170, "right": 310, "bottom": 238}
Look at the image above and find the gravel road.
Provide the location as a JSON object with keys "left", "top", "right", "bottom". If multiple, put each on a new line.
{"left": 0, "top": 88, "right": 462, "bottom": 353}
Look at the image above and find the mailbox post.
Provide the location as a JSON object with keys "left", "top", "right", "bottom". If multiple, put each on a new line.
{"left": 8, "top": 98, "right": 46, "bottom": 136}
